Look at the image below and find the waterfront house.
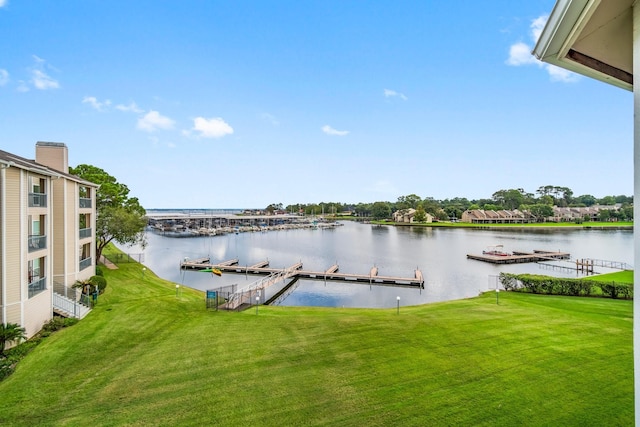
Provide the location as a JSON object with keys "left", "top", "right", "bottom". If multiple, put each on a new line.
{"left": 392, "top": 208, "right": 433, "bottom": 223}
{"left": 0, "top": 142, "right": 98, "bottom": 340}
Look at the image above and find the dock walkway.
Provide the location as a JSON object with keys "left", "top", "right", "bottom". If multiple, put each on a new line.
{"left": 466, "top": 250, "right": 570, "bottom": 264}
{"left": 182, "top": 258, "right": 424, "bottom": 288}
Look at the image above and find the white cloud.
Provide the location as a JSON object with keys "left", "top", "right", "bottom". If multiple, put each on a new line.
{"left": 29, "top": 56, "right": 60, "bottom": 90}
{"left": 506, "top": 42, "right": 537, "bottom": 66}
{"left": 137, "top": 110, "right": 175, "bottom": 132}
{"left": 530, "top": 16, "right": 547, "bottom": 42}
{"left": 0, "top": 1, "right": 7, "bottom": 8}
{"left": 116, "top": 101, "right": 144, "bottom": 113}
{"left": 31, "top": 69, "right": 59, "bottom": 90}
{"left": 0, "top": 69, "right": 8, "bottom": 86}
{"left": 384, "top": 88, "right": 408, "bottom": 100}
{"left": 547, "top": 64, "right": 580, "bottom": 83}
{"left": 82, "top": 96, "right": 111, "bottom": 111}
{"left": 506, "top": 14, "right": 579, "bottom": 83}
{"left": 322, "top": 125, "right": 349, "bottom": 136}
{"left": 191, "top": 116, "right": 234, "bottom": 138}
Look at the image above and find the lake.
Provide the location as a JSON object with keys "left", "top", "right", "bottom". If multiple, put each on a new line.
{"left": 118, "top": 221, "right": 633, "bottom": 308}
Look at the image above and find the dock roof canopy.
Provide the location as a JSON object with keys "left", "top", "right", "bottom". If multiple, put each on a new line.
{"left": 532, "top": 0, "right": 633, "bottom": 91}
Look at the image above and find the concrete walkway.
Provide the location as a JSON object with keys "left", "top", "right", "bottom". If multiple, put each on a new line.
{"left": 100, "top": 256, "right": 118, "bottom": 270}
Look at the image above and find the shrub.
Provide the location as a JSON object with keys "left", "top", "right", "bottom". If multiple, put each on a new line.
{"left": 90, "top": 275, "right": 107, "bottom": 294}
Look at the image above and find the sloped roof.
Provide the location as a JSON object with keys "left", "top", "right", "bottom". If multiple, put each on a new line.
{"left": 532, "top": 0, "right": 633, "bottom": 91}
{"left": 0, "top": 148, "right": 98, "bottom": 187}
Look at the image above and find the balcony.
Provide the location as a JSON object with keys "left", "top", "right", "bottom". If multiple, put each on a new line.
{"left": 79, "top": 198, "right": 92, "bottom": 209}
{"left": 28, "top": 276, "right": 47, "bottom": 298}
{"left": 79, "top": 227, "right": 92, "bottom": 239}
{"left": 79, "top": 257, "right": 92, "bottom": 271}
{"left": 28, "top": 235, "right": 47, "bottom": 252}
{"left": 29, "top": 192, "right": 47, "bottom": 208}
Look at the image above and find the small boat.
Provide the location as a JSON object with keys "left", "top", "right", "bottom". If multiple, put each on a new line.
{"left": 199, "top": 268, "right": 223, "bottom": 276}
{"left": 482, "top": 245, "right": 511, "bottom": 256}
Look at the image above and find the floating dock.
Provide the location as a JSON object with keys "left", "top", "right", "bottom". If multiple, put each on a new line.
{"left": 182, "top": 258, "right": 424, "bottom": 288}
{"left": 466, "top": 249, "right": 570, "bottom": 264}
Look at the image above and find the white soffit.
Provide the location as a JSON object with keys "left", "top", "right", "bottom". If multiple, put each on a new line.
{"left": 533, "top": 0, "right": 633, "bottom": 91}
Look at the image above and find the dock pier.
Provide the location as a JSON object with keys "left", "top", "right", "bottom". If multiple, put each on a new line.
{"left": 181, "top": 258, "right": 424, "bottom": 288}
{"left": 466, "top": 249, "right": 570, "bottom": 264}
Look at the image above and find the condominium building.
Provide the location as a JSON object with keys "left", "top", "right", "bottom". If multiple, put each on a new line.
{"left": 0, "top": 142, "right": 98, "bottom": 339}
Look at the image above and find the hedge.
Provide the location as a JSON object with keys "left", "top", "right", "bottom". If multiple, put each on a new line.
{"left": 499, "top": 272, "right": 632, "bottom": 299}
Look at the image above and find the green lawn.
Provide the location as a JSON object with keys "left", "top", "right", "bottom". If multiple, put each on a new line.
{"left": 0, "top": 246, "right": 632, "bottom": 426}
{"left": 586, "top": 270, "right": 634, "bottom": 284}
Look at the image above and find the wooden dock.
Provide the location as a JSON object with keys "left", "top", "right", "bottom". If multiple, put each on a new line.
{"left": 467, "top": 250, "right": 570, "bottom": 264}
{"left": 182, "top": 258, "right": 424, "bottom": 288}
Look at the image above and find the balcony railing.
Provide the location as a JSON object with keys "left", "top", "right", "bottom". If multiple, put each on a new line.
{"left": 28, "top": 276, "right": 47, "bottom": 298}
{"left": 79, "top": 257, "right": 92, "bottom": 271}
{"left": 79, "top": 198, "right": 92, "bottom": 209}
{"left": 79, "top": 227, "right": 92, "bottom": 239}
{"left": 29, "top": 192, "right": 47, "bottom": 208}
{"left": 28, "top": 235, "right": 46, "bottom": 252}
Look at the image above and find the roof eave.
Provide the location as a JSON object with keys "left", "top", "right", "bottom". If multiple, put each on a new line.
{"left": 532, "top": 0, "right": 632, "bottom": 91}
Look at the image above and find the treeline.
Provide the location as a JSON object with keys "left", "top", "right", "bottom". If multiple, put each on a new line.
{"left": 272, "top": 185, "right": 633, "bottom": 221}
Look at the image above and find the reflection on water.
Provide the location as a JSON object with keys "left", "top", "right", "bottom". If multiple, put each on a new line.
{"left": 119, "top": 222, "right": 632, "bottom": 308}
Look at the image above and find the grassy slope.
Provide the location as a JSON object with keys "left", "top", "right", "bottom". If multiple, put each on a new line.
{"left": 585, "top": 269, "right": 634, "bottom": 284}
{"left": 0, "top": 246, "right": 632, "bottom": 426}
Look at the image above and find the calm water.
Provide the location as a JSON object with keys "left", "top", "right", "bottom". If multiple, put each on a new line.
{"left": 119, "top": 222, "right": 633, "bottom": 308}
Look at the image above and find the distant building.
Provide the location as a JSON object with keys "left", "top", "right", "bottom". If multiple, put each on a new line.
{"left": 0, "top": 142, "right": 98, "bottom": 340}
{"left": 392, "top": 208, "right": 433, "bottom": 223}
{"left": 461, "top": 209, "right": 530, "bottom": 224}
{"left": 461, "top": 205, "right": 623, "bottom": 224}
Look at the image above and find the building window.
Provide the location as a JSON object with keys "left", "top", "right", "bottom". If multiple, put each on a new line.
{"left": 79, "top": 243, "right": 92, "bottom": 271}
{"left": 28, "top": 257, "right": 46, "bottom": 298}
{"left": 28, "top": 214, "right": 47, "bottom": 252}
{"left": 28, "top": 176, "right": 47, "bottom": 207}
{"left": 79, "top": 213, "right": 92, "bottom": 239}
{"left": 79, "top": 186, "right": 92, "bottom": 209}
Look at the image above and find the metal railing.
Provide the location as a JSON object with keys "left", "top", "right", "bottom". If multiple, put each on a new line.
{"left": 28, "top": 235, "right": 46, "bottom": 252}
{"left": 28, "top": 277, "right": 47, "bottom": 298}
{"left": 79, "top": 197, "right": 92, "bottom": 209}
{"left": 29, "top": 192, "right": 47, "bottom": 207}
{"left": 53, "top": 292, "right": 92, "bottom": 319}
{"left": 79, "top": 227, "right": 92, "bottom": 239}
{"left": 226, "top": 265, "right": 300, "bottom": 310}
{"left": 79, "top": 257, "right": 92, "bottom": 271}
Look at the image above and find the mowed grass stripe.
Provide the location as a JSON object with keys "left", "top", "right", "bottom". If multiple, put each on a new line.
{"left": 0, "top": 245, "right": 632, "bottom": 426}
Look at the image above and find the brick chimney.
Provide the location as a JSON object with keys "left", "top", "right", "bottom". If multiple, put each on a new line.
{"left": 35, "top": 141, "right": 68, "bottom": 173}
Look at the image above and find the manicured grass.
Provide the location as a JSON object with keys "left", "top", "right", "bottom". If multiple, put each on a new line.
{"left": 0, "top": 246, "right": 632, "bottom": 426}
{"left": 586, "top": 269, "right": 634, "bottom": 284}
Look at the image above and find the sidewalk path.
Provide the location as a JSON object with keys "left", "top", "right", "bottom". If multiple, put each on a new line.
{"left": 100, "top": 256, "right": 118, "bottom": 270}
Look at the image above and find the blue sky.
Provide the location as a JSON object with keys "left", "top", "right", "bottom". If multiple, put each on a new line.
{"left": 0, "top": 1, "right": 633, "bottom": 209}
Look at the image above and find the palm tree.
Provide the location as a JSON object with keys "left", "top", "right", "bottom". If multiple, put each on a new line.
{"left": 0, "top": 323, "right": 27, "bottom": 355}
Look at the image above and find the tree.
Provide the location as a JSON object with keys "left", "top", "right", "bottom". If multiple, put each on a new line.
{"left": 574, "top": 194, "right": 597, "bottom": 206}
{"left": 371, "top": 201, "right": 391, "bottom": 220}
{"left": 266, "top": 203, "right": 283, "bottom": 214}
{"left": 599, "top": 196, "right": 616, "bottom": 206}
{"left": 0, "top": 323, "right": 26, "bottom": 355}
{"left": 69, "top": 165, "right": 147, "bottom": 263}
{"left": 413, "top": 206, "right": 427, "bottom": 222}
{"left": 492, "top": 189, "right": 524, "bottom": 210}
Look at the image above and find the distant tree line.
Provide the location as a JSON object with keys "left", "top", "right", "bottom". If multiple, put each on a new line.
{"left": 276, "top": 185, "right": 633, "bottom": 221}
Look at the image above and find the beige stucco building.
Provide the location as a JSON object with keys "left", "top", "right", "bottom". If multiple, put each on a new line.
{"left": 1, "top": 142, "right": 97, "bottom": 339}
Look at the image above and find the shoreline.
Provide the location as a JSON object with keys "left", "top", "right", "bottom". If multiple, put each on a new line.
{"left": 368, "top": 222, "right": 633, "bottom": 231}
